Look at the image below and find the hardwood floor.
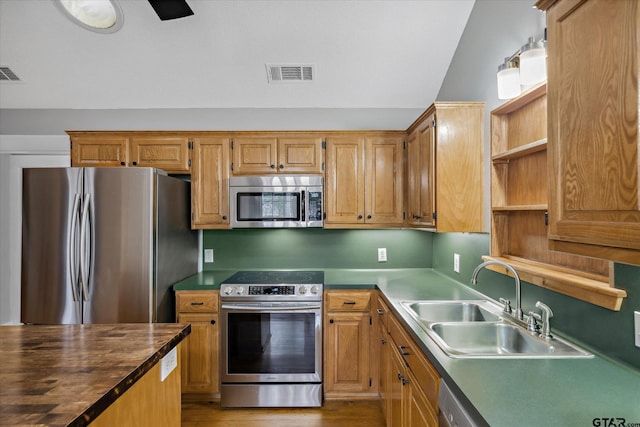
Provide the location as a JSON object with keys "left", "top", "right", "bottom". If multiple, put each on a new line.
{"left": 182, "top": 400, "right": 386, "bottom": 427}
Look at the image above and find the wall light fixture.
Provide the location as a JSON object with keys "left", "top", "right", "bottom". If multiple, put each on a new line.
{"left": 496, "top": 34, "right": 546, "bottom": 100}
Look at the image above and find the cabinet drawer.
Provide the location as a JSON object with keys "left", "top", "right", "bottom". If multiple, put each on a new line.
{"left": 389, "top": 314, "right": 440, "bottom": 410}
{"left": 376, "top": 293, "right": 390, "bottom": 332}
{"left": 176, "top": 291, "right": 219, "bottom": 313}
{"left": 325, "top": 290, "right": 372, "bottom": 312}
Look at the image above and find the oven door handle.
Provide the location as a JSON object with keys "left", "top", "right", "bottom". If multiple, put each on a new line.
{"left": 221, "top": 303, "right": 322, "bottom": 311}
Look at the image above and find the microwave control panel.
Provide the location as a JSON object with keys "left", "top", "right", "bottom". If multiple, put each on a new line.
{"left": 308, "top": 190, "right": 322, "bottom": 222}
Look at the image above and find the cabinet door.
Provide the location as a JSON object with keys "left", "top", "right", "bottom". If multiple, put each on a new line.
{"left": 232, "top": 137, "right": 278, "bottom": 175}
{"left": 129, "top": 136, "right": 191, "bottom": 173}
{"left": 407, "top": 117, "right": 436, "bottom": 227}
{"left": 278, "top": 136, "right": 324, "bottom": 173}
{"left": 191, "top": 137, "right": 230, "bottom": 228}
{"left": 177, "top": 312, "right": 219, "bottom": 394}
{"left": 324, "top": 136, "right": 365, "bottom": 224}
{"left": 546, "top": 0, "right": 640, "bottom": 264}
{"left": 365, "top": 136, "right": 404, "bottom": 225}
{"left": 379, "top": 323, "right": 390, "bottom": 421}
{"left": 388, "top": 343, "right": 406, "bottom": 427}
{"left": 405, "top": 369, "right": 438, "bottom": 427}
{"left": 71, "top": 136, "right": 129, "bottom": 167}
{"left": 324, "top": 311, "right": 370, "bottom": 395}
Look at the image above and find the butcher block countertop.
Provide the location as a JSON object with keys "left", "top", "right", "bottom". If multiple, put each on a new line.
{"left": 0, "top": 323, "right": 190, "bottom": 427}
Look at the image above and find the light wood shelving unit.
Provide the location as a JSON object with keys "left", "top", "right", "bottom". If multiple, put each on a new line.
{"left": 488, "top": 83, "right": 626, "bottom": 311}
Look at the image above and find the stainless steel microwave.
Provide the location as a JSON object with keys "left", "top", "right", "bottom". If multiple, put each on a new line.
{"left": 229, "top": 175, "right": 323, "bottom": 228}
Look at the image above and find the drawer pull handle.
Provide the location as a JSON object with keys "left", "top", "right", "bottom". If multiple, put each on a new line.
{"left": 190, "top": 302, "right": 205, "bottom": 306}
{"left": 376, "top": 308, "right": 384, "bottom": 315}
{"left": 343, "top": 301, "right": 356, "bottom": 305}
{"left": 398, "top": 345, "right": 409, "bottom": 356}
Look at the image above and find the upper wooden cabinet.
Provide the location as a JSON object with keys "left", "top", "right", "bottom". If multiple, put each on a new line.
{"left": 537, "top": 0, "right": 640, "bottom": 265}
{"left": 405, "top": 103, "right": 484, "bottom": 232}
{"left": 324, "top": 132, "right": 404, "bottom": 227}
{"left": 231, "top": 134, "right": 323, "bottom": 175}
{"left": 69, "top": 132, "right": 191, "bottom": 174}
{"left": 191, "top": 136, "right": 231, "bottom": 229}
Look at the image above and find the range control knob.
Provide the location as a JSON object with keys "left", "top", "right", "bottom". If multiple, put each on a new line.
{"left": 299, "top": 285, "right": 307, "bottom": 295}
{"left": 223, "top": 286, "right": 233, "bottom": 295}
{"left": 236, "top": 286, "right": 245, "bottom": 295}
{"left": 310, "top": 285, "right": 319, "bottom": 295}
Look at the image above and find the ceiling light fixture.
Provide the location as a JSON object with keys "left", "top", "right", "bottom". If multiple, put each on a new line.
{"left": 496, "top": 34, "right": 546, "bottom": 100}
{"left": 55, "top": 0, "right": 124, "bottom": 33}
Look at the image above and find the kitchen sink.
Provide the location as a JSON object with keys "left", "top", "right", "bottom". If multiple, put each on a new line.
{"left": 401, "top": 300, "right": 502, "bottom": 324}
{"left": 398, "top": 300, "right": 593, "bottom": 359}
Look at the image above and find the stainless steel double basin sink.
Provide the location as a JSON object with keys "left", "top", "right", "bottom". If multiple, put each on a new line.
{"left": 399, "top": 300, "right": 593, "bottom": 359}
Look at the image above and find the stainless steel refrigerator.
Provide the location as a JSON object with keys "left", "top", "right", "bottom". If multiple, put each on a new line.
{"left": 21, "top": 167, "right": 198, "bottom": 324}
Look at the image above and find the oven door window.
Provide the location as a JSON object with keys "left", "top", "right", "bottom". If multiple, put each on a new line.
{"left": 227, "top": 312, "right": 315, "bottom": 374}
{"left": 236, "top": 192, "right": 301, "bottom": 222}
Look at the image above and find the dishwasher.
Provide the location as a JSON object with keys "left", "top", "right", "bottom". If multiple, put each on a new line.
{"left": 438, "top": 380, "right": 479, "bottom": 427}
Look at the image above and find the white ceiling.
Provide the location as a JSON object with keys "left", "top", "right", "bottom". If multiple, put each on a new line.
{"left": 0, "top": 0, "right": 474, "bottom": 112}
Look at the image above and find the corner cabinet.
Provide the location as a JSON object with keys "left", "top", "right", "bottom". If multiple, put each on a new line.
{"left": 230, "top": 133, "right": 324, "bottom": 175}
{"left": 324, "top": 133, "right": 404, "bottom": 228}
{"left": 405, "top": 103, "right": 484, "bottom": 232}
{"left": 536, "top": 0, "right": 640, "bottom": 265}
{"left": 191, "top": 136, "right": 231, "bottom": 229}
{"left": 175, "top": 290, "right": 220, "bottom": 398}
{"left": 323, "top": 290, "right": 377, "bottom": 399}
{"left": 489, "top": 83, "right": 626, "bottom": 310}
{"left": 69, "top": 131, "right": 192, "bottom": 174}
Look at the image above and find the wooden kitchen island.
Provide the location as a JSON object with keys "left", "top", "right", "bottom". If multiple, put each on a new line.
{"left": 0, "top": 323, "right": 190, "bottom": 426}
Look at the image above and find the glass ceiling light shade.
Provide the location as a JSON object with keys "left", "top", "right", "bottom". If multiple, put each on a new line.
{"left": 497, "top": 58, "right": 521, "bottom": 100}
{"left": 56, "top": 0, "right": 124, "bottom": 33}
{"left": 519, "top": 36, "right": 547, "bottom": 86}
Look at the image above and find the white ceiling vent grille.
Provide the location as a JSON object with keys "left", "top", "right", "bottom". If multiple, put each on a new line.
{"left": 266, "top": 64, "right": 314, "bottom": 83}
{"left": 0, "top": 66, "right": 21, "bottom": 82}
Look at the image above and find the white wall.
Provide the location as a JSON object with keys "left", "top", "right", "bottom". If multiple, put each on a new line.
{"left": 0, "top": 135, "right": 70, "bottom": 324}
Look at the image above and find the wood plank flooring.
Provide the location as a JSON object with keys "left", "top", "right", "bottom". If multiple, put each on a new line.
{"left": 182, "top": 400, "right": 386, "bottom": 427}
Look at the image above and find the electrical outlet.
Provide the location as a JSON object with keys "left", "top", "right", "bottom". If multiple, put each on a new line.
{"left": 635, "top": 311, "right": 640, "bottom": 348}
{"left": 378, "top": 248, "right": 387, "bottom": 262}
{"left": 453, "top": 253, "right": 460, "bottom": 273}
{"left": 204, "top": 249, "right": 214, "bottom": 263}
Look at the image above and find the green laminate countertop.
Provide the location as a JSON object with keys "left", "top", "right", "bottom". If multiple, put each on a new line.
{"left": 173, "top": 269, "right": 640, "bottom": 426}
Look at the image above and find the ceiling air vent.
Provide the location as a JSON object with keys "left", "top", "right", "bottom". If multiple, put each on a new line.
{"left": 266, "top": 64, "right": 314, "bottom": 83}
{"left": 0, "top": 66, "right": 21, "bottom": 82}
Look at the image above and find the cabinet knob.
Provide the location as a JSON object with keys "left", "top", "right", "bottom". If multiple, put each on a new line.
{"left": 132, "top": 161, "right": 137, "bottom": 166}
{"left": 210, "top": 319, "right": 216, "bottom": 325}
{"left": 222, "top": 215, "right": 227, "bottom": 220}
{"left": 329, "top": 319, "right": 334, "bottom": 324}
{"left": 357, "top": 215, "right": 363, "bottom": 220}
{"left": 367, "top": 215, "right": 372, "bottom": 219}
{"left": 279, "top": 164, "right": 284, "bottom": 169}
{"left": 270, "top": 164, "right": 276, "bottom": 169}
{"left": 120, "top": 162, "right": 125, "bottom": 166}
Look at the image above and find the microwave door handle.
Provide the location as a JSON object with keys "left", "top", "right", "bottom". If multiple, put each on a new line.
{"left": 221, "top": 304, "right": 322, "bottom": 311}
{"left": 301, "top": 190, "right": 306, "bottom": 222}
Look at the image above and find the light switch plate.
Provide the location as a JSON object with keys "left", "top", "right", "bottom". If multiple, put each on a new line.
{"left": 204, "top": 249, "right": 214, "bottom": 263}
{"left": 378, "top": 248, "right": 387, "bottom": 262}
{"left": 634, "top": 311, "right": 640, "bottom": 348}
{"left": 453, "top": 253, "right": 460, "bottom": 273}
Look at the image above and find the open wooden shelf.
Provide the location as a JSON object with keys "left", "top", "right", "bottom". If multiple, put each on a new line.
{"left": 482, "top": 255, "right": 625, "bottom": 311}
{"left": 489, "top": 83, "right": 624, "bottom": 311}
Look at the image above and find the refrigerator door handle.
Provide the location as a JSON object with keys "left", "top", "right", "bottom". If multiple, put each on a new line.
{"left": 79, "top": 193, "right": 92, "bottom": 301}
{"left": 68, "top": 193, "right": 81, "bottom": 302}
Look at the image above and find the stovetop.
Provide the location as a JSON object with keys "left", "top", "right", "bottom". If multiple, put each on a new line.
{"left": 220, "top": 270, "right": 324, "bottom": 300}
{"left": 222, "top": 271, "right": 324, "bottom": 285}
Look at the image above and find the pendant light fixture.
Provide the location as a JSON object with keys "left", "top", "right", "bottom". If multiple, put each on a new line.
{"left": 55, "top": 0, "right": 124, "bottom": 33}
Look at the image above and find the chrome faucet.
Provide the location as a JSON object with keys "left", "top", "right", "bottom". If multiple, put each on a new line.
{"left": 471, "top": 260, "right": 523, "bottom": 321}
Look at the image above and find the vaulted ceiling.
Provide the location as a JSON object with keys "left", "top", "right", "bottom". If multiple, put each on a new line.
{"left": 0, "top": 0, "right": 475, "bottom": 114}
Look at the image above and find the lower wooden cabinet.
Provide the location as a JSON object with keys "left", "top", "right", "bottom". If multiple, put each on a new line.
{"left": 323, "top": 290, "right": 377, "bottom": 399}
{"left": 175, "top": 290, "right": 220, "bottom": 398}
{"left": 380, "top": 293, "right": 440, "bottom": 427}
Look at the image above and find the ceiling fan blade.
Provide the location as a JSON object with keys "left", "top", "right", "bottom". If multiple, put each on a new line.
{"left": 147, "top": 0, "right": 194, "bottom": 21}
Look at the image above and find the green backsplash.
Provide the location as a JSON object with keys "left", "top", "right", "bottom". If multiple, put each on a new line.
{"left": 431, "top": 232, "right": 640, "bottom": 370}
{"left": 202, "top": 228, "right": 433, "bottom": 270}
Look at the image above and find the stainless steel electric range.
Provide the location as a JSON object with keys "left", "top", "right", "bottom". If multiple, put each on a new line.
{"left": 219, "top": 270, "right": 324, "bottom": 407}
